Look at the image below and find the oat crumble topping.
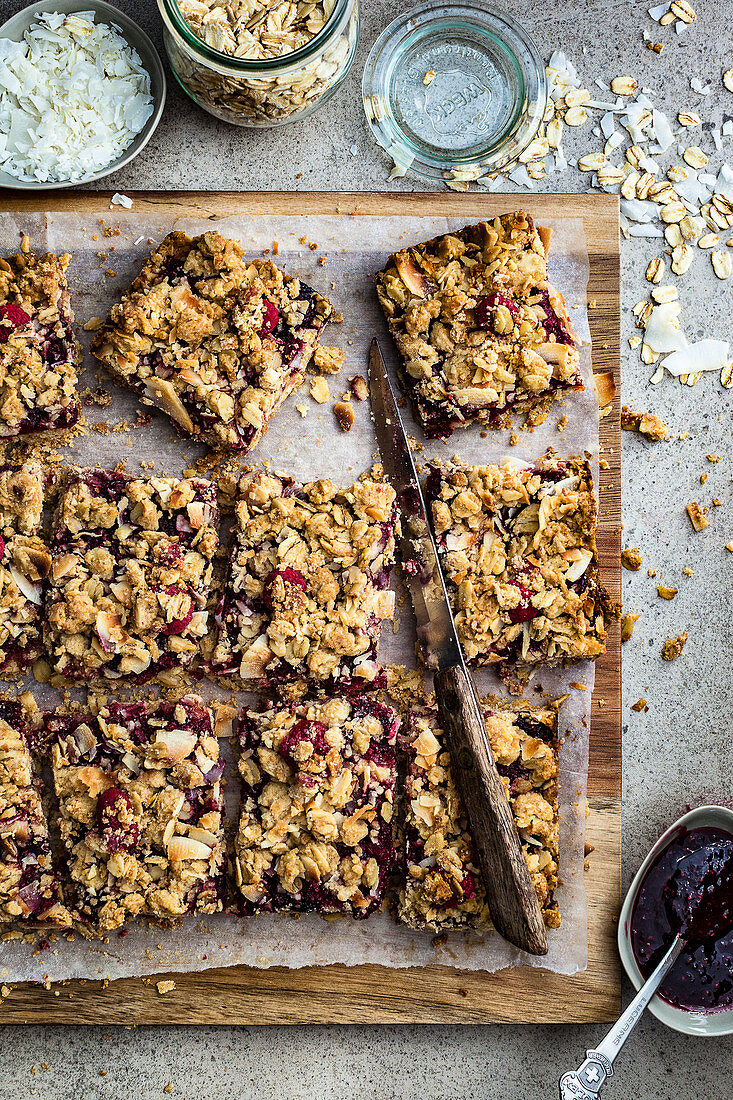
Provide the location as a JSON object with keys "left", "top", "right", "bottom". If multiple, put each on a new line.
{"left": 399, "top": 698, "right": 561, "bottom": 932}
{"left": 424, "top": 453, "right": 614, "bottom": 669}
{"left": 0, "top": 462, "right": 51, "bottom": 678}
{"left": 44, "top": 468, "right": 219, "bottom": 685}
{"left": 375, "top": 214, "right": 582, "bottom": 438}
{"left": 91, "top": 232, "right": 332, "bottom": 453}
{"left": 234, "top": 695, "right": 397, "bottom": 917}
{"left": 46, "top": 695, "right": 226, "bottom": 934}
{"left": 0, "top": 251, "right": 80, "bottom": 438}
{"left": 211, "top": 468, "right": 397, "bottom": 691}
{"left": 0, "top": 694, "right": 70, "bottom": 928}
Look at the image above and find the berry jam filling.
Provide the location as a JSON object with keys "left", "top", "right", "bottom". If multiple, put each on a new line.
{"left": 262, "top": 567, "right": 308, "bottom": 610}
{"left": 0, "top": 303, "right": 31, "bottom": 342}
{"left": 537, "top": 289, "right": 573, "bottom": 345}
{"left": 474, "top": 292, "right": 519, "bottom": 330}
{"left": 279, "top": 719, "right": 330, "bottom": 762}
{"left": 258, "top": 299, "right": 279, "bottom": 337}
{"left": 507, "top": 579, "right": 538, "bottom": 624}
{"left": 631, "top": 825, "right": 733, "bottom": 1013}
{"left": 97, "top": 788, "right": 139, "bottom": 854}
{"left": 158, "top": 584, "right": 195, "bottom": 635}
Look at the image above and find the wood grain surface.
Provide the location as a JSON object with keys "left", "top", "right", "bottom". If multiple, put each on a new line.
{"left": 0, "top": 191, "right": 621, "bottom": 1025}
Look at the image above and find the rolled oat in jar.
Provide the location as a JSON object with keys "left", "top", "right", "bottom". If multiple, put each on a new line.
{"left": 158, "top": 0, "right": 359, "bottom": 127}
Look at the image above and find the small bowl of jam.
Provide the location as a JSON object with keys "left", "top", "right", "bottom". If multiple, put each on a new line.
{"left": 618, "top": 804, "right": 733, "bottom": 1036}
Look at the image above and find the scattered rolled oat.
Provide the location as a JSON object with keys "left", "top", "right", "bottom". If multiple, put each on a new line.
{"left": 611, "top": 76, "right": 638, "bottom": 95}
{"left": 621, "top": 547, "right": 642, "bottom": 571}
{"left": 725, "top": 69, "right": 733, "bottom": 92}
{"left": 621, "top": 612, "right": 641, "bottom": 642}
{"left": 333, "top": 401, "right": 354, "bottom": 432}
{"left": 564, "top": 106, "right": 588, "bottom": 126}
{"left": 646, "top": 257, "right": 665, "bottom": 283}
{"left": 686, "top": 501, "right": 709, "bottom": 531}
{"left": 156, "top": 980, "right": 176, "bottom": 995}
{"left": 661, "top": 633, "right": 688, "bottom": 660}
{"left": 621, "top": 406, "right": 669, "bottom": 440}
{"left": 721, "top": 361, "right": 733, "bottom": 388}
{"left": 712, "top": 250, "right": 733, "bottom": 279}
{"left": 309, "top": 376, "right": 330, "bottom": 404}
{"left": 677, "top": 111, "right": 701, "bottom": 128}
{"left": 682, "top": 146, "right": 707, "bottom": 168}
{"left": 657, "top": 585, "right": 678, "bottom": 599}
{"left": 671, "top": 0, "right": 696, "bottom": 20}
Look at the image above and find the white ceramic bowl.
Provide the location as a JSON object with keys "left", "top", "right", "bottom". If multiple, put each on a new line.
{"left": 0, "top": 0, "right": 166, "bottom": 189}
{"left": 618, "top": 804, "right": 733, "bottom": 1037}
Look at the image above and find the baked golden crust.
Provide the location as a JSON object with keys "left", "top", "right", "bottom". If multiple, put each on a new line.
{"left": 0, "top": 693, "right": 71, "bottom": 928}
{"left": 399, "top": 697, "right": 561, "bottom": 933}
{"left": 91, "top": 231, "right": 332, "bottom": 453}
{"left": 0, "top": 462, "right": 51, "bottom": 678}
{"left": 425, "top": 452, "right": 614, "bottom": 668}
{"left": 44, "top": 468, "right": 218, "bottom": 686}
{"left": 211, "top": 468, "right": 397, "bottom": 691}
{"left": 375, "top": 213, "right": 582, "bottom": 437}
{"left": 0, "top": 251, "right": 80, "bottom": 438}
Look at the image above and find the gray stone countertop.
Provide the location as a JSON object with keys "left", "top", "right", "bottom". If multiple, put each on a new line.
{"left": 0, "top": 0, "right": 732, "bottom": 1096}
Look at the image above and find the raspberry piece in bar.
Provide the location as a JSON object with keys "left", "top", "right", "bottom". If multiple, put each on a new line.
{"left": 91, "top": 231, "right": 332, "bottom": 453}
{"left": 46, "top": 694, "right": 226, "bottom": 934}
{"left": 44, "top": 468, "right": 218, "bottom": 685}
{"left": 375, "top": 213, "right": 582, "bottom": 438}
{"left": 0, "top": 693, "right": 70, "bottom": 928}
{"left": 399, "top": 697, "right": 562, "bottom": 933}
{"left": 424, "top": 452, "right": 614, "bottom": 668}
{"left": 0, "top": 250, "right": 80, "bottom": 438}
{"left": 210, "top": 468, "right": 397, "bottom": 691}
{"left": 234, "top": 695, "right": 398, "bottom": 918}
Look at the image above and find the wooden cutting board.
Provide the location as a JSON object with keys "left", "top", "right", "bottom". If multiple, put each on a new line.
{"left": 0, "top": 191, "right": 621, "bottom": 1025}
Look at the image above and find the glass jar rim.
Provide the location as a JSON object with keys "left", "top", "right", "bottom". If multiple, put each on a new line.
{"left": 361, "top": 0, "right": 547, "bottom": 183}
{"left": 159, "top": 0, "right": 353, "bottom": 74}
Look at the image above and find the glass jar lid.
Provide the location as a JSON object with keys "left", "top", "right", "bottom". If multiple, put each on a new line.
{"left": 362, "top": 0, "right": 548, "bottom": 184}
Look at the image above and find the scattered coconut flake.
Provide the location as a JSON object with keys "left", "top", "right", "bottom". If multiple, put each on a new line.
{"left": 662, "top": 339, "right": 731, "bottom": 377}
{"left": 644, "top": 301, "right": 689, "bottom": 354}
{"left": 723, "top": 121, "right": 733, "bottom": 137}
{"left": 600, "top": 112, "right": 616, "bottom": 138}
{"left": 0, "top": 11, "right": 154, "bottom": 184}
{"left": 712, "top": 129, "right": 723, "bottom": 151}
{"left": 110, "top": 192, "right": 132, "bottom": 209}
{"left": 715, "top": 164, "right": 733, "bottom": 200}
{"left": 594, "top": 78, "right": 610, "bottom": 90}
{"left": 648, "top": 2, "right": 669, "bottom": 17}
{"left": 690, "top": 77, "right": 711, "bottom": 95}
{"left": 649, "top": 364, "right": 665, "bottom": 384}
{"left": 675, "top": 19, "right": 687, "bottom": 33}
{"left": 133, "top": 235, "right": 145, "bottom": 245}
{"left": 621, "top": 198, "right": 659, "bottom": 222}
{"left": 651, "top": 110, "right": 675, "bottom": 152}
{"left": 628, "top": 224, "right": 665, "bottom": 237}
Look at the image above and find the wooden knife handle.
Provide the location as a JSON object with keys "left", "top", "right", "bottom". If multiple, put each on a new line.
{"left": 433, "top": 664, "right": 549, "bottom": 957}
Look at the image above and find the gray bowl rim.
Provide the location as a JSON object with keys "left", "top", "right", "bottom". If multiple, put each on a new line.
{"left": 0, "top": 0, "right": 166, "bottom": 190}
{"left": 617, "top": 803, "right": 733, "bottom": 1037}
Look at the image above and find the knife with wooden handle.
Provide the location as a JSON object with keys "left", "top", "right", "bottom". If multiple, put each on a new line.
{"left": 369, "top": 338, "right": 548, "bottom": 957}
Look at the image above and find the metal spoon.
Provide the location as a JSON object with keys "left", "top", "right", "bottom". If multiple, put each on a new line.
{"left": 558, "top": 933, "right": 684, "bottom": 1099}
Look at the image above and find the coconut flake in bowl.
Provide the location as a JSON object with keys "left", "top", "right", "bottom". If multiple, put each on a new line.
{"left": 0, "top": 9, "right": 155, "bottom": 184}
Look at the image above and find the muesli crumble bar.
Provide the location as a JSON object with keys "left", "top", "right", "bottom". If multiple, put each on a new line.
{"left": 210, "top": 468, "right": 397, "bottom": 690}
{"left": 425, "top": 453, "right": 613, "bottom": 668}
{"left": 46, "top": 695, "right": 226, "bottom": 933}
{"left": 234, "top": 695, "right": 398, "bottom": 917}
{"left": 91, "top": 231, "right": 332, "bottom": 452}
{"left": 375, "top": 214, "right": 582, "bottom": 437}
{"left": 399, "top": 697, "right": 561, "bottom": 932}
{"left": 0, "top": 250, "right": 80, "bottom": 437}
{"left": 0, "top": 693, "right": 70, "bottom": 927}
{"left": 44, "top": 468, "right": 218, "bottom": 684}
{"left": 0, "top": 462, "right": 51, "bottom": 678}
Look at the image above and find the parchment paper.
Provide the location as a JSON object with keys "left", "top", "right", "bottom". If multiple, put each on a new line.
{"left": 0, "top": 209, "right": 598, "bottom": 983}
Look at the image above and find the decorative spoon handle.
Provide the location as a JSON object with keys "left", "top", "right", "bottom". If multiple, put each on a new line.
{"left": 559, "top": 934, "right": 684, "bottom": 1099}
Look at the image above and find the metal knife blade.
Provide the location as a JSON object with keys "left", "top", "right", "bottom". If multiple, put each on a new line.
{"left": 369, "top": 337, "right": 549, "bottom": 957}
{"left": 368, "top": 339, "right": 464, "bottom": 673}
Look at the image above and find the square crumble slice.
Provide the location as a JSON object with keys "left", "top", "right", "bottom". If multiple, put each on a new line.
{"left": 46, "top": 695, "right": 226, "bottom": 934}
{"left": 399, "top": 697, "right": 561, "bottom": 933}
{"left": 210, "top": 469, "right": 397, "bottom": 691}
{"left": 235, "top": 695, "right": 398, "bottom": 917}
{"left": 0, "top": 694, "right": 71, "bottom": 928}
{"left": 425, "top": 453, "right": 613, "bottom": 668}
{"left": 91, "top": 231, "right": 333, "bottom": 453}
{"left": 0, "top": 462, "right": 51, "bottom": 678}
{"left": 0, "top": 250, "right": 80, "bottom": 438}
{"left": 44, "top": 468, "right": 219, "bottom": 684}
{"left": 375, "top": 213, "right": 582, "bottom": 438}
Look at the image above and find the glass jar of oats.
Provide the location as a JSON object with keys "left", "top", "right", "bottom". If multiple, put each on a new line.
{"left": 158, "top": 0, "right": 359, "bottom": 127}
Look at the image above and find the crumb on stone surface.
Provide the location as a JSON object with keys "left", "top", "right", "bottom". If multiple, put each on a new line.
{"left": 621, "top": 406, "right": 668, "bottom": 441}
{"left": 657, "top": 585, "right": 677, "bottom": 599}
{"left": 662, "top": 633, "right": 688, "bottom": 661}
{"left": 686, "top": 502, "right": 709, "bottom": 531}
{"left": 631, "top": 698, "right": 648, "bottom": 712}
{"left": 621, "top": 612, "right": 640, "bottom": 642}
{"left": 621, "top": 547, "right": 642, "bottom": 571}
